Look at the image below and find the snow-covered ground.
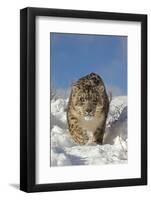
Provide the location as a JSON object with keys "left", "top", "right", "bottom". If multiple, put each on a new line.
{"left": 51, "top": 96, "right": 127, "bottom": 167}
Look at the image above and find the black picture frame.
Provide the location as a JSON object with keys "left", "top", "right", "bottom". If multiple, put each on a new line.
{"left": 20, "top": 7, "right": 147, "bottom": 193}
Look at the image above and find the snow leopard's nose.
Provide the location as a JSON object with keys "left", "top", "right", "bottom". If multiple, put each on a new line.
{"left": 85, "top": 108, "right": 93, "bottom": 116}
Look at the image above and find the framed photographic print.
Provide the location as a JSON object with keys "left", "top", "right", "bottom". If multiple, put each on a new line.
{"left": 20, "top": 7, "right": 147, "bottom": 192}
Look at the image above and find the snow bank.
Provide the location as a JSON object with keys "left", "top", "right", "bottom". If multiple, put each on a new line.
{"left": 51, "top": 96, "right": 127, "bottom": 167}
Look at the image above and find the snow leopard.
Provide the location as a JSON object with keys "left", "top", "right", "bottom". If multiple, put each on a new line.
{"left": 67, "top": 73, "right": 109, "bottom": 145}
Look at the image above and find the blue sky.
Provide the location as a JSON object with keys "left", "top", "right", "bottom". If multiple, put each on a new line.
{"left": 50, "top": 33, "right": 127, "bottom": 96}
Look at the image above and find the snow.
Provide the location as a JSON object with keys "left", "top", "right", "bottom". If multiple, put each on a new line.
{"left": 51, "top": 96, "right": 127, "bottom": 167}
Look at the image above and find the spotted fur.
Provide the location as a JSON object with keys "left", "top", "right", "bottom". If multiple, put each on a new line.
{"left": 67, "top": 73, "right": 109, "bottom": 145}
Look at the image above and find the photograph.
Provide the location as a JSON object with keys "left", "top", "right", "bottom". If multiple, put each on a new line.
{"left": 50, "top": 32, "right": 128, "bottom": 167}
{"left": 20, "top": 7, "right": 147, "bottom": 192}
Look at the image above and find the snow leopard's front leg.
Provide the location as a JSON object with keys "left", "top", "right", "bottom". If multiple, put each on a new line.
{"left": 68, "top": 116, "right": 89, "bottom": 145}
{"left": 94, "top": 125, "right": 106, "bottom": 144}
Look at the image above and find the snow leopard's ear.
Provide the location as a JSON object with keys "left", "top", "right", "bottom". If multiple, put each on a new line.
{"left": 70, "top": 81, "right": 75, "bottom": 91}
{"left": 70, "top": 82, "right": 79, "bottom": 96}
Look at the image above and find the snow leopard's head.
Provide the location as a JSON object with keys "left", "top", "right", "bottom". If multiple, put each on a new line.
{"left": 69, "top": 73, "right": 109, "bottom": 120}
